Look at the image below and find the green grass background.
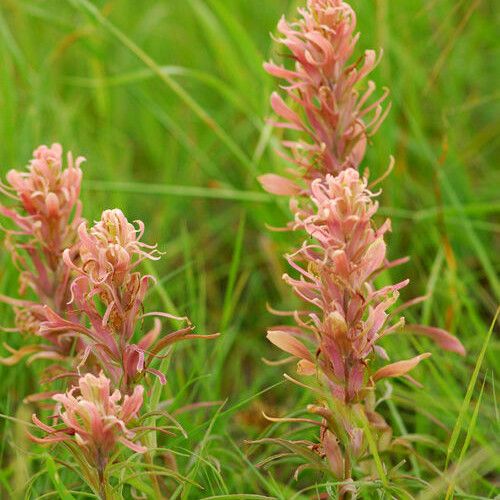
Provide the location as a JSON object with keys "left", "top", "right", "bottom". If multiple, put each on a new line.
{"left": 0, "top": 0, "right": 498, "bottom": 498}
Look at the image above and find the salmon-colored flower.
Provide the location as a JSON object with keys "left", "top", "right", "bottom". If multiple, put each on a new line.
{"left": 267, "top": 169, "right": 457, "bottom": 404}
{"left": 0, "top": 143, "right": 84, "bottom": 267}
{"left": 263, "top": 172, "right": 466, "bottom": 488}
{"left": 41, "top": 209, "right": 219, "bottom": 392}
{"left": 0, "top": 144, "right": 85, "bottom": 366}
{"left": 262, "top": 0, "right": 389, "bottom": 185}
{"left": 30, "top": 373, "right": 146, "bottom": 470}
{"left": 68, "top": 208, "right": 160, "bottom": 288}
{"left": 62, "top": 208, "right": 162, "bottom": 338}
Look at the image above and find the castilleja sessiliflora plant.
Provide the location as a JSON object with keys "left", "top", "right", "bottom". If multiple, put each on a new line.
{"left": 29, "top": 373, "right": 146, "bottom": 498}
{"left": 256, "top": 0, "right": 465, "bottom": 495}
{"left": 0, "top": 145, "right": 218, "bottom": 498}
{"left": 42, "top": 207, "right": 218, "bottom": 393}
{"left": 0, "top": 143, "right": 84, "bottom": 367}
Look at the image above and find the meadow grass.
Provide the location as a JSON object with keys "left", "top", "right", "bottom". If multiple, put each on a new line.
{"left": 0, "top": 0, "right": 498, "bottom": 498}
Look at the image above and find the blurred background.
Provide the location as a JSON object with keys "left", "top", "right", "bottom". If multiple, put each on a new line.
{"left": 0, "top": 0, "right": 498, "bottom": 497}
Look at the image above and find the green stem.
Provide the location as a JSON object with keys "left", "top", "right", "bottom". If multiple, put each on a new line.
{"left": 144, "top": 450, "right": 164, "bottom": 499}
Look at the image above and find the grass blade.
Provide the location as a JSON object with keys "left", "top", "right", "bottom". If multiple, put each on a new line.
{"left": 445, "top": 307, "right": 499, "bottom": 467}
{"left": 84, "top": 180, "right": 271, "bottom": 203}
{"left": 445, "top": 375, "right": 487, "bottom": 499}
{"left": 69, "top": 0, "right": 257, "bottom": 175}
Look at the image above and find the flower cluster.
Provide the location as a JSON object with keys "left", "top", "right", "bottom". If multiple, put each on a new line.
{"left": 0, "top": 145, "right": 218, "bottom": 496}
{"left": 257, "top": 0, "right": 465, "bottom": 493}
{"left": 0, "top": 143, "right": 84, "bottom": 365}
{"left": 1, "top": 143, "right": 83, "bottom": 262}
{"left": 42, "top": 208, "right": 218, "bottom": 392}
{"left": 30, "top": 373, "right": 146, "bottom": 465}
{"left": 30, "top": 373, "right": 145, "bottom": 497}
{"left": 266, "top": 170, "right": 464, "bottom": 481}
{"left": 271, "top": 171, "right": 414, "bottom": 402}
{"left": 260, "top": 0, "right": 389, "bottom": 190}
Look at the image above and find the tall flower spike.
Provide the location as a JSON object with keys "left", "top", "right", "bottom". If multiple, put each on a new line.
{"left": 260, "top": 0, "right": 389, "bottom": 191}
{"left": 42, "top": 208, "right": 219, "bottom": 392}
{"left": 270, "top": 170, "right": 414, "bottom": 402}
{"left": 0, "top": 143, "right": 85, "bottom": 365}
{"left": 263, "top": 170, "right": 464, "bottom": 490}
{"left": 257, "top": 0, "right": 465, "bottom": 494}
{"left": 30, "top": 373, "right": 146, "bottom": 484}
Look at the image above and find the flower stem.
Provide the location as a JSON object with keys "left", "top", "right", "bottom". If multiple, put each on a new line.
{"left": 144, "top": 450, "right": 164, "bottom": 499}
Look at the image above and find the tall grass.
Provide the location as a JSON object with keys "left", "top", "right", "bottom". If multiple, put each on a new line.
{"left": 0, "top": 0, "right": 498, "bottom": 497}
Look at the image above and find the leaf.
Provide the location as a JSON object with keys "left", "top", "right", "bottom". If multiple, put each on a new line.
{"left": 446, "top": 307, "right": 499, "bottom": 467}
{"left": 248, "top": 438, "right": 326, "bottom": 470}
{"left": 445, "top": 377, "right": 487, "bottom": 499}
{"left": 44, "top": 454, "right": 77, "bottom": 500}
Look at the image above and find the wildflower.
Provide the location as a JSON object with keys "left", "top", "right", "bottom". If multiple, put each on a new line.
{"left": 261, "top": 0, "right": 389, "bottom": 185}
{"left": 30, "top": 373, "right": 145, "bottom": 480}
{"left": 72, "top": 208, "right": 157, "bottom": 287}
{"left": 0, "top": 143, "right": 84, "bottom": 268}
{"left": 41, "top": 209, "right": 218, "bottom": 391}
{"left": 272, "top": 170, "right": 464, "bottom": 399}
{"left": 262, "top": 169, "right": 464, "bottom": 487}
{"left": 0, "top": 143, "right": 85, "bottom": 365}
{"left": 257, "top": 0, "right": 465, "bottom": 493}
{"left": 64, "top": 208, "right": 161, "bottom": 333}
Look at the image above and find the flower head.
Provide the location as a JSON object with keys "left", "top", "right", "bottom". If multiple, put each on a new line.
{"left": 40, "top": 208, "right": 218, "bottom": 392}
{"left": 1, "top": 143, "right": 84, "bottom": 263}
{"left": 30, "top": 373, "right": 146, "bottom": 469}
{"left": 72, "top": 209, "right": 158, "bottom": 287}
{"left": 63, "top": 209, "right": 160, "bottom": 336}
{"left": 261, "top": 0, "right": 388, "bottom": 185}
{"left": 269, "top": 170, "right": 410, "bottom": 401}
{"left": 0, "top": 144, "right": 85, "bottom": 365}
{"left": 264, "top": 169, "right": 464, "bottom": 482}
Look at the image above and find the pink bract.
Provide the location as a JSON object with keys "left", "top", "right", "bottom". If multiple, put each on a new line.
{"left": 30, "top": 373, "right": 146, "bottom": 470}
{"left": 262, "top": 0, "right": 389, "bottom": 184}
{"left": 0, "top": 143, "right": 85, "bottom": 365}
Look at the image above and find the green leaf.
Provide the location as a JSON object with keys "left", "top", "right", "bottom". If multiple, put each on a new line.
{"left": 446, "top": 307, "right": 499, "bottom": 467}
{"left": 44, "top": 455, "right": 77, "bottom": 500}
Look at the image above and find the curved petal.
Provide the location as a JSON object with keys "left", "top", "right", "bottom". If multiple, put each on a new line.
{"left": 373, "top": 353, "right": 431, "bottom": 382}
{"left": 406, "top": 324, "right": 466, "bottom": 356}
{"left": 267, "top": 330, "right": 312, "bottom": 361}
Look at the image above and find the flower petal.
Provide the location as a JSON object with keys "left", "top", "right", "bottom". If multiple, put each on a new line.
{"left": 373, "top": 353, "right": 431, "bottom": 382}
{"left": 406, "top": 324, "right": 466, "bottom": 356}
{"left": 267, "top": 330, "right": 312, "bottom": 361}
{"left": 258, "top": 174, "right": 300, "bottom": 196}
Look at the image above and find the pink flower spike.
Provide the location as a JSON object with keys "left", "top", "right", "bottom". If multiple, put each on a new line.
{"left": 0, "top": 143, "right": 86, "bottom": 365}
{"left": 31, "top": 373, "right": 146, "bottom": 470}
{"left": 263, "top": 0, "right": 389, "bottom": 178}
{"left": 1, "top": 143, "right": 84, "bottom": 260}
